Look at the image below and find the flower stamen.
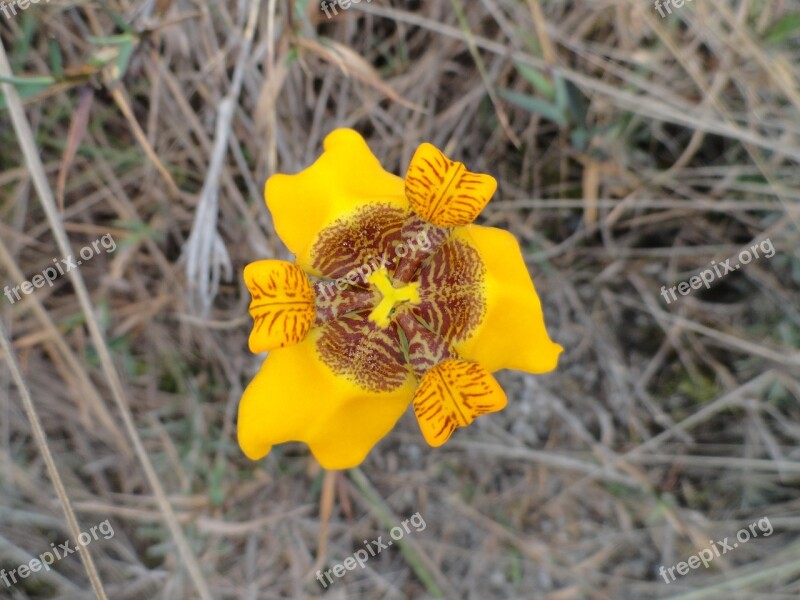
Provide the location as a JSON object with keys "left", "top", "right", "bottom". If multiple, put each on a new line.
{"left": 367, "top": 268, "right": 420, "bottom": 327}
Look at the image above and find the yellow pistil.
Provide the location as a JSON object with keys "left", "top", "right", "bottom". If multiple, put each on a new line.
{"left": 366, "top": 268, "right": 420, "bottom": 327}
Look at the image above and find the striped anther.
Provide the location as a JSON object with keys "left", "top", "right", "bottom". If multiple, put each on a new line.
{"left": 244, "top": 260, "right": 315, "bottom": 353}
{"left": 413, "top": 359, "right": 507, "bottom": 447}
{"left": 404, "top": 143, "right": 497, "bottom": 227}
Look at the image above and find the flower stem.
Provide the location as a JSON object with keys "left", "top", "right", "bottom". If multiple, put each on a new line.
{"left": 348, "top": 467, "right": 446, "bottom": 598}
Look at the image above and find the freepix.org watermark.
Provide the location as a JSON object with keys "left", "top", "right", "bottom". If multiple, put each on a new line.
{"left": 1, "top": 0, "right": 51, "bottom": 20}
{"left": 316, "top": 512, "right": 426, "bottom": 589}
{"left": 317, "top": 229, "right": 432, "bottom": 301}
{"left": 660, "top": 238, "right": 775, "bottom": 304}
{"left": 659, "top": 516, "right": 773, "bottom": 583}
{"left": 320, "top": 0, "right": 372, "bottom": 20}
{"left": 1, "top": 519, "right": 114, "bottom": 589}
{"left": 654, "top": 0, "right": 694, "bottom": 18}
{"left": 3, "top": 233, "right": 117, "bottom": 305}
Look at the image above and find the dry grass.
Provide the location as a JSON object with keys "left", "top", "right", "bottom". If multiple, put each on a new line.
{"left": 1, "top": 0, "right": 800, "bottom": 598}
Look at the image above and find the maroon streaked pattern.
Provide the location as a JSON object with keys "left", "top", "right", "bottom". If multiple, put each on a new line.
{"left": 313, "top": 284, "right": 377, "bottom": 324}
{"left": 309, "top": 204, "right": 487, "bottom": 392}
{"left": 414, "top": 238, "right": 486, "bottom": 343}
{"left": 315, "top": 312, "right": 410, "bottom": 392}
{"left": 245, "top": 261, "right": 315, "bottom": 351}
{"left": 413, "top": 359, "right": 507, "bottom": 447}
{"left": 310, "top": 203, "right": 409, "bottom": 280}
{"left": 395, "top": 308, "right": 456, "bottom": 377}
{"left": 393, "top": 214, "right": 450, "bottom": 283}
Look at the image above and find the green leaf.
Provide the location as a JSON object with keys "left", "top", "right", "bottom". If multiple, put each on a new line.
{"left": 0, "top": 74, "right": 57, "bottom": 109}
{"left": 499, "top": 88, "right": 567, "bottom": 126}
{"left": 115, "top": 37, "right": 136, "bottom": 78}
{"left": 570, "top": 127, "right": 590, "bottom": 152}
{"left": 564, "top": 80, "right": 588, "bottom": 128}
{"left": 208, "top": 460, "right": 226, "bottom": 507}
{"left": 0, "top": 74, "right": 57, "bottom": 86}
{"left": 13, "top": 11, "right": 37, "bottom": 66}
{"left": 87, "top": 54, "right": 115, "bottom": 69}
{"left": 88, "top": 34, "right": 138, "bottom": 79}
{"left": 96, "top": 0, "right": 134, "bottom": 34}
{"left": 87, "top": 34, "right": 137, "bottom": 46}
{"left": 0, "top": 81, "right": 54, "bottom": 110}
{"left": 763, "top": 14, "right": 800, "bottom": 44}
{"left": 514, "top": 62, "right": 555, "bottom": 100}
{"left": 49, "top": 39, "right": 64, "bottom": 80}
{"left": 554, "top": 73, "right": 569, "bottom": 119}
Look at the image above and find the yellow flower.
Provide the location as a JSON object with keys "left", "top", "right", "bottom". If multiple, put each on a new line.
{"left": 238, "top": 129, "right": 562, "bottom": 469}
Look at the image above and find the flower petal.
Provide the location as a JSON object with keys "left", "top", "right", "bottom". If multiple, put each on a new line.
{"left": 244, "top": 260, "right": 315, "bottom": 353}
{"left": 265, "top": 129, "right": 408, "bottom": 273}
{"left": 414, "top": 236, "right": 486, "bottom": 343}
{"left": 315, "top": 311, "right": 410, "bottom": 393}
{"left": 405, "top": 143, "right": 497, "bottom": 227}
{"left": 395, "top": 308, "right": 456, "bottom": 377}
{"left": 413, "top": 359, "right": 507, "bottom": 447}
{"left": 451, "top": 225, "right": 562, "bottom": 374}
{"left": 237, "top": 334, "right": 415, "bottom": 469}
{"left": 309, "top": 203, "right": 409, "bottom": 280}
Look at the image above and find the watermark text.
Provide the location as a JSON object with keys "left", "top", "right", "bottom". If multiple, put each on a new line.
{"left": 660, "top": 238, "right": 775, "bottom": 304}
{"left": 3, "top": 233, "right": 117, "bottom": 305}
{"left": 316, "top": 512, "right": 426, "bottom": 588}
{"left": 1, "top": 519, "right": 114, "bottom": 589}
{"left": 659, "top": 516, "right": 772, "bottom": 583}
{"left": 1, "top": 0, "right": 52, "bottom": 20}
{"left": 320, "top": 0, "right": 373, "bottom": 20}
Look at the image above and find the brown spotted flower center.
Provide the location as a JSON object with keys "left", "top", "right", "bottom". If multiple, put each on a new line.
{"left": 311, "top": 204, "right": 487, "bottom": 393}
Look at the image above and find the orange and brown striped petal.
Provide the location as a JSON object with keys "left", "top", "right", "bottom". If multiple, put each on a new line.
{"left": 244, "top": 260, "right": 315, "bottom": 353}
{"left": 412, "top": 359, "right": 507, "bottom": 447}
{"left": 404, "top": 143, "right": 497, "bottom": 227}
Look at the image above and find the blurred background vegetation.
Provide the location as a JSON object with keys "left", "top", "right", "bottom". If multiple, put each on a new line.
{"left": 1, "top": 0, "right": 799, "bottom": 598}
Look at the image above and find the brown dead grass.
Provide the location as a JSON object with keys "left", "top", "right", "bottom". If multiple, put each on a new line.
{"left": 1, "top": 0, "right": 800, "bottom": 598}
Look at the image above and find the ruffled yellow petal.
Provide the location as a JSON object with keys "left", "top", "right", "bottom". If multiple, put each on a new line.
{"left": 413, "top": 359, "right": 507, "bottom": 447}
{"left": 237, "top": 333, "right": 416, "bottom": 469}
{"left": 405, "top": 143, "right": 497, "bottom": 227}
{"left": 244, "top": 260, "right": 315, "bottom": 353}
{"left": 265, "top": 129, "right": 407, "bottom": 273}
{"left": 451, "top": 225, "right": 562, "bottom": 374}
